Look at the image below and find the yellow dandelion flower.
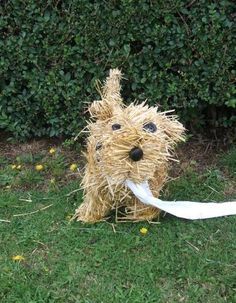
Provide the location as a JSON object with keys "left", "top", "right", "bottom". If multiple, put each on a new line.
{"left": 70, "top": 163, "right": 78, "bottom": 172}
{"left": 35, "top": 164, "right": 44, "bottom": 171}
{"left": 16, "top": 165, "right": 21, "bottom": 170}
{"left": 50, "top": 178, "right": 55, "bottom": 184}
{"left": 140, "top": 227, "right": 148, "bottom": 235}
{"left": 49, "top": 148, "right": 56, "bottom": 154}
{"left": 12, "top": 255, "right": 25, "bottom": 261}
{"left": 11, "top": 164, "right": 17, "bottom": 169}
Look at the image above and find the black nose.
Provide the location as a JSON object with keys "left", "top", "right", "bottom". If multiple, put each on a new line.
{"left": 129, "top": 147, "right": 143, "bottom": 161}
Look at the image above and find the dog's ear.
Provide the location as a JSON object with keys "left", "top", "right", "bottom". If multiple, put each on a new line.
{"left": 156, "top": 113, "right": 185, "bottom": 145}
{"left": 89, "top": 69, "right": 123, "bottom": 120}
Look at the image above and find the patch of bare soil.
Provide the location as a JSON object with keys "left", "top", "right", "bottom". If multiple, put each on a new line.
{"left": 1, "top": 131, "right": 235, "bottom": 195}
{"left": 0, "top": 132, "right": 231, "bottom": 174}
{"left": 0, "top": 133, "right": 81, "bottom": 164}
{"left": 170, "top": 137, "right": 231, "bottom": 177}
{"left": 0, "top": 134, "right": 59, "bottom": 157}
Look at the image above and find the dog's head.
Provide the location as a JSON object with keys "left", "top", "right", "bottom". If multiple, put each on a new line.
{"left": 86, "top": 69, "right": 185, "bottom": 184}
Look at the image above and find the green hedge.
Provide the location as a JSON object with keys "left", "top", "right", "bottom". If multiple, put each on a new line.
{"left": 1, "top": 0, "right": 236, "bottom": 139}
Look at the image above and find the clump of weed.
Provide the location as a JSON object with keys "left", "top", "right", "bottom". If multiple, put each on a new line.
{"left": 0, "top": 145, "right": 80, "bottom": 191}
{"left": 14, "top": 169, "right": 44, "bottom": 188}
{"left": 0, "top": 156, "right": 9, "bottom": 166}
{"left": 219, "top": 147, "right": 236, "bottom": 177}
{"left": 45, "top": 154, "right": 68, "bottom": 178}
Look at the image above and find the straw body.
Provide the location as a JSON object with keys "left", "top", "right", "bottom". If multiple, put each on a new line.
{"left": 74, "top": 69, "right": 185, "bottom": 222}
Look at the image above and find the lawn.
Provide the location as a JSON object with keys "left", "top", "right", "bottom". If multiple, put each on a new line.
{"left": 0, "top": 139, "right": 236, "bottom": 303}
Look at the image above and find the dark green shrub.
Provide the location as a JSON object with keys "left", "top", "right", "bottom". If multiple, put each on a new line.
{"left": 0, "top": 0, "right": 235, "bottom": 139}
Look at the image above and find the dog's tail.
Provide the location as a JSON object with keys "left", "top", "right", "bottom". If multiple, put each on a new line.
{"left": 90, "top": 69, "right": 124, "bottom": 120}
{"left": 102, "top": 68, "right": 123, "bottom": 104}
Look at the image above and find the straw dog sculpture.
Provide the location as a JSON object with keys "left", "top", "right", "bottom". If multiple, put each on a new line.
{"left": 74, "top": 69, "right": 185, "bottom": 222}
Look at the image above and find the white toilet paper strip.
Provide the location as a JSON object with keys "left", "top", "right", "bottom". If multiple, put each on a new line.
{"left": 125, "top": 180, "right": 236, "bottom": 220}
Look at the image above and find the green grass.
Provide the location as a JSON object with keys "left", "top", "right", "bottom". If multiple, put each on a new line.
{"left": 220, "top": 148, "right": 236, "bottom": 177}
{"left": 0, "top": 146, "right": 236, "bottom": 302}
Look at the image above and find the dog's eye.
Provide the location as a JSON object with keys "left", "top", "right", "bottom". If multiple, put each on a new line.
{"left": 112, "top": 123, "right": 121, "bottom": 131}
{"left": 143, "top": 122, "right": 157, "bottom": 133}
{"left": 95, "top": 143, "right": 102, "bottom": 151}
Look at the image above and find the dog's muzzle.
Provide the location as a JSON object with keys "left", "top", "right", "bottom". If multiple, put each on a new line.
{"left": 129, "top": 147, "right": 143, "bottom": 161}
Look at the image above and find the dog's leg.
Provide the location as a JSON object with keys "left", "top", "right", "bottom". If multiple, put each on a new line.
{"left": 123, "top": 198, "right": 160, "bottom": 221}
{"left": 74, "top": 190, "right": 111, "bottom": 223}
{"left": 122, "top": 167, "right": 168, "bottom": 221}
